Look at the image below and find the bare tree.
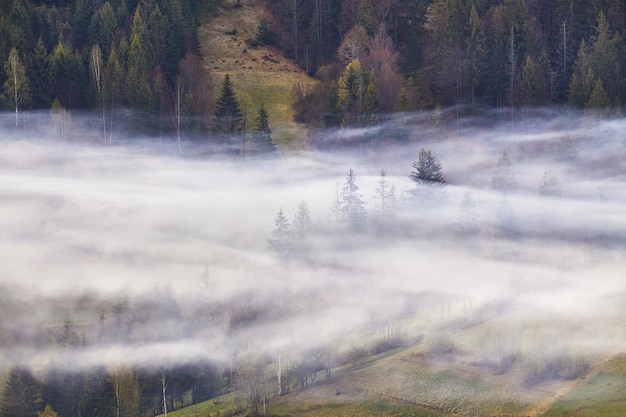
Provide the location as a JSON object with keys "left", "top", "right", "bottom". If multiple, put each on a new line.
{"left": 172, "top": 76, "right": 184, "bottom": 153}
{"left": 90, "top": 44, "right": 106, "bottom": 142}
{"left": 161, "top": 373, "right": 167, "bottom": 417}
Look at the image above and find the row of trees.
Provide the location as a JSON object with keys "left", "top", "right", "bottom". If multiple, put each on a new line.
{"left": 267, "top": 145, "right": 570, "bottom": 259}
{"left": 288, "top": 0, "right": 626, "bottom": 129}
{"left": 0, "top": 0, "right": 204, "bottom": 131}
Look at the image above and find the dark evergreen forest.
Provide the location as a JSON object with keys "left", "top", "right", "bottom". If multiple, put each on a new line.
{"left": 1, "top": 0, "right": 625, "bottom": 139}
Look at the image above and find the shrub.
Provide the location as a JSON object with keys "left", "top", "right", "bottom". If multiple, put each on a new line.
{"left": 245, "top": 38, "right": 261, "bottom": 49}
{"left": 427, "top": 336, "right": 455, "bottom": 355}
{"left": 257, "top": 18, "right": 279, "bottom": 46}
{"left": 522, "top": 355, "right": 589, "bottom": 386}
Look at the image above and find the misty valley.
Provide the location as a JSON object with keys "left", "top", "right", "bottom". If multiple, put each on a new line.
{"left": 1, "top": 110, "right": 626, "bottom": 417}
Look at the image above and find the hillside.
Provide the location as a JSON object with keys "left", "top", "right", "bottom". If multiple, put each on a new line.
{"left": 197, "top": 0, "right": 318, "bottom": 149}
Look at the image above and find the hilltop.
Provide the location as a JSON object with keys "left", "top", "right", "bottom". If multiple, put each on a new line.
{"left": 198, "top": 0, "right": 318, "bottom": 149}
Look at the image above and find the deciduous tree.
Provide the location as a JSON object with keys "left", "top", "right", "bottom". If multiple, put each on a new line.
{"left": 4, "top": 47, "right": 30, "bottom": 127}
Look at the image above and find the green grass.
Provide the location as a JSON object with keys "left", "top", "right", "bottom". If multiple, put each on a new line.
{"left": 224, "top": 72, "right": 317, "bottom": 149}
{"left": 541, "top": 355, "right": 626, "bottom": 417}
{"left": 165, "top": 391, "right": 243, "bottom": 417}
{"left": 267, "top": 400, "right": 445, "bottom": 417}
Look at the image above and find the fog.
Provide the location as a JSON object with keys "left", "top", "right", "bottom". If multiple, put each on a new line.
{"left": 0, "top": 109, "right": 625, "bottom": 382}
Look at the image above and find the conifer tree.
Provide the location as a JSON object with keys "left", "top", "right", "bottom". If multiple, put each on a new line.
{"left": 356, "top": 0, "right": 375, "bottom": 36}
{"left": 373, "top": 170, "right": 395, "bottom": 217}
{"left": 268, "top": 208, "right": 293, "bottom": 259}
{"left": 30, "top": 38, "right": 52, "bottom": 109}
{"left": 127, "top": 7, "right": 153, "bottom": 112}
{"left": 0, "top": 366, "right": 43, "bottom": 417}
{"left": 214, "top": 74, "right": 244, "bottom": 135}
{"left": 409, "top": 148, "right": 446, "bottom": 205}
{"left": 539, "top": 169, "right": 562, "bottom": 197}
{"left": 457, "top": 190, "right": 479, "bottom": 236}
{"left": 252, "top": 103, "right": 276, "bottom": 153}
{"left": 492, "top": 151, "right": 517, "bottom": 196}
{"left": 341, "top": 168, "right": 367, "bottom": 232}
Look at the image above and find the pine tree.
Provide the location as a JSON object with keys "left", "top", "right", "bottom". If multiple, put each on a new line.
{"left": 127, "top": 7, "right": 153, "bottom": 112}
{"left": 373, "top": 170, "right": 395, "bottom": 235}
{"left": 373, "top": 170, "right": 395, "bottom": 217}
{"left": 30, "top": 38, "right": 52, "bottom": 110}
{"left": 466, "top": 5, "right": 486, "bottom": 109}
{"left": 492, "top": 151, "right": 517, "bottom": 196}
{"left": 268, "top": 208, "right": 293, "bottom": 259}
{"left": 356, "top": 0, "right": 375, "bottom": 36}
{"left": 409, "top": 148, "right": 446, "bottom": 205}
{"left": 521, "top": 55, "right": 539, "bottom": 107}
{"left": 539, "top": 169, "right": 562, "bottom": 197}
{"left": 293, "top": 200, "right": 312, "bottom": 240}
{"left": 457, "top": 190, "right": 479, "bottom": 236}
{"left": 0, "top": 366, "right": 43, "bottom": 417}
{"left": 337, "top": 59, "right": 365, "bottom": 126}
{"left": 214, "top": 74, "right": 243, "bottom": 135}
{"left": 341, "top": 168, "right": 367, "bottom": 232}
{"left": 252, "top": 103, "right": 276, "bottom": 153}
{"left": 585, "top": 78, "right": 610, "bottom": 117}
{"left": 38, "top": 405, "right": 58, "bottom": 417}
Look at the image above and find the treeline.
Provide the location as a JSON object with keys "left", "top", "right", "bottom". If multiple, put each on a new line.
{"left": 0, "top": 285, "right": 228, "bottom": 417}
{"left": 0, "top": 0, "right": 212, "bottom": 135}
{"left": 2, "top": 0, "right": 624, "bottom": 140}
{"left": 266, "top": 0, "right": 626, "bottom": 127}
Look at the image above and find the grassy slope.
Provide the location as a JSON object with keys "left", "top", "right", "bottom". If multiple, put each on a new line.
{"left": 197, "top": 0, "right": 318, "bottom": 150}
{"left": 166, "top": 301, "right": 626, "bottom": 417}
{"left": 540, "top": 355, "right": 626, "bottom": 417}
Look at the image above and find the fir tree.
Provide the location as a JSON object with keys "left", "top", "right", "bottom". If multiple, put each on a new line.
{"left": 268, "top": 208, "right": 292, "bottom": 259}
{"left": 341, "top": 168, "right": 367, "bottom": 232}
{"left": 373, "top": 170, "right": 395, "bottom": 217}
{"left": 30, "top": 38, "right": 52, "bottom": 109}
{"left": 492, "top": 151, "right": 517, "bottom": 196}
{"left": 0, "top": 366, "right": 43, "bottom": 417}
{"left": 293, "top": 200, "right": 312, "bottom": 240}
{"left": 252, "top": 103, "right": 276, "bottom": 153}
{"left": 539, "top": 169, "right": 562, "bottom": 197}
{"left": 409, "top": 148, "right": 446, "bottom": 205}
{"left": 457, "top": 191, "right": 479, "bottom": 236}
{"left": 214, "top": 74, "right": 243, "bottom": 135}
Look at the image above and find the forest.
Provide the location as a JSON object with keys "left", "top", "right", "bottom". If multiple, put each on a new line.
{"left": 1, "top": 0, "right": 626, "bottom": 142}
{"left": 1, "top": 1, "right": 626, "bottom": 417}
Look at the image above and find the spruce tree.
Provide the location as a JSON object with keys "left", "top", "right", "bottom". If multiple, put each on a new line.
{"left": 457, "top": 191, "right": 479, "bottom": 236}
{"left": 341, "top": 169, "right": 367, "bottom": 232}
{"left": 268, "top": 208, "right": 292, "bottom": 259}
{"left": 214, "top": 74, "right": 243, "bottom": 135}
{"left": 492, "top": 151, "right": 517, "bottom": 196}
{"left": 252, "top": 103, "right": 276, "bottom": 153}
{"left": 409, "top": 148, "right": 446, "bottom": 205}
{"left": 30, "top": 38, "right": 52, "bottom": 109}
{"left": 0, "top": 366, "right": 43, "bottom": 417}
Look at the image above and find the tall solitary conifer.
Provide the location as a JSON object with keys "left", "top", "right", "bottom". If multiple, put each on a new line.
{"left": 214, "top": 74, "right": 243, "bottom": 135}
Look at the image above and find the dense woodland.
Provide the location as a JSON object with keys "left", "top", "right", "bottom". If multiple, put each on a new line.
{"left": 1, "top": 0, "right": 626, "bottom": 141}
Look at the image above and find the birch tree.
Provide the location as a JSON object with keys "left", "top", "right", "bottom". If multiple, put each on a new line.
{"left": 4, "top": 48, "right": 30, "bottom": 127}
{"left": 90, "top": 44, "right": 106, "bottom": 142}
{"left": 172, "top": 75, "right": 184, "bottom": 152}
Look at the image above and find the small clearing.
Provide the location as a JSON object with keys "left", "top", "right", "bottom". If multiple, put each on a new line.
{"left": 197, "top": 0, "right": 318, "bottom": 149}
